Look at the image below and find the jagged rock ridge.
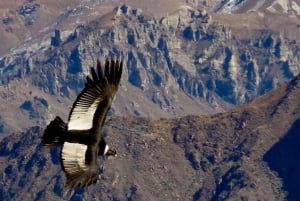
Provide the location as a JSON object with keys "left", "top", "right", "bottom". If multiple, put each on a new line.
{"left": 0, "top": 4, "right": 300, "bottom": 134}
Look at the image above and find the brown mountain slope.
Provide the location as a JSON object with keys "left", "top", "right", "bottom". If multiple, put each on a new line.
{"left": 1, "top": 74, "right": 300, "bottom": 200}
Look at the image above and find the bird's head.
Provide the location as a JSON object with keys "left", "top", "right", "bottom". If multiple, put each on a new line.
{"left": 104, "top": 145, "right": 117, "bottom": 157}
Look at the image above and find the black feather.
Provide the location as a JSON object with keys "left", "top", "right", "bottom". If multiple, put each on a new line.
{"left": 41, "top": 116, "right": 66, "bottom": 147}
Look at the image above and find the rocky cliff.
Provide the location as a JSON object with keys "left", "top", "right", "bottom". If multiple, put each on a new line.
{"left": 0, "top": 4, "right": 300, "bottom": 134}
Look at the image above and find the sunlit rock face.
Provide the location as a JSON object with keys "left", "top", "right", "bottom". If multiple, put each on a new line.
{"left": 0, "top": 2, "right": 300, "bottom": 134}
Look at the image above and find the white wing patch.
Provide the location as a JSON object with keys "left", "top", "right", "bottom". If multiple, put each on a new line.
{"left": 61, "top": 142, "right": 88, "bottom": 173}
{"left": 67, "top": 99, "right": 100, "bottom": 130}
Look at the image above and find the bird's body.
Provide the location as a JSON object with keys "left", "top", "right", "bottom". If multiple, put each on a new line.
{"left": 41, "top": 58, "right": 123, "bottom": 188}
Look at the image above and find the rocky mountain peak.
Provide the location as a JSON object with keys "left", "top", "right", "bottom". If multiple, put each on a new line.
{"left": 160, "top": 5, "right": 210, "bottom": 27}
{"left": 0, "top": 3, "right": 300, "bottom": 134}
{"left": 114, "top": 4, "right": 144, "bottom": 17}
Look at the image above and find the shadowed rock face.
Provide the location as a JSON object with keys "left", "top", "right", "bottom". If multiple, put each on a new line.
{"left": 1, "top": 75, "right": 300, "bottom": 200}
{"left": 264, "top": 119, "right": 300, "bottom": 201}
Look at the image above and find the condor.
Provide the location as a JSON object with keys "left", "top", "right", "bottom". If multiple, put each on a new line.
{"left": 41, "top": 58, "right": 123, "bottom": 188}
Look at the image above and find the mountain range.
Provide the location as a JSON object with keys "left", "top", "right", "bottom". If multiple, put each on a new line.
{"left": 1, "top": 66, "right": 300, "bottom": 201}
{"left": 0, "top": 0, "right": 300, "bottom": 200}
{"left": 0, "top": 0, "right": 300, "bottom": 134}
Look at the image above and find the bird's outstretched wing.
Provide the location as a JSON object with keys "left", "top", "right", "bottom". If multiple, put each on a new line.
{"left": 67, "top": 58, "right": 123, "bottom": 131}
{"left": 61, "top": 142, "right": 99, "bottom": 188}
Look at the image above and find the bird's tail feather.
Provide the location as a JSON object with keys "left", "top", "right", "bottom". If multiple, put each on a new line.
{"left": 41, "top": 116, "right": 66, "bottom": 147}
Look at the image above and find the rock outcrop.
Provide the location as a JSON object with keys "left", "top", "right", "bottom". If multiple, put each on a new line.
{"left": 0, "top": 4, "right": 300, "bottom": 133}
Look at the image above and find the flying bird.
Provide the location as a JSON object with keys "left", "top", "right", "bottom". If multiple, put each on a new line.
{"left": 41, "top": 58, "right": 123, "bottom": 188}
